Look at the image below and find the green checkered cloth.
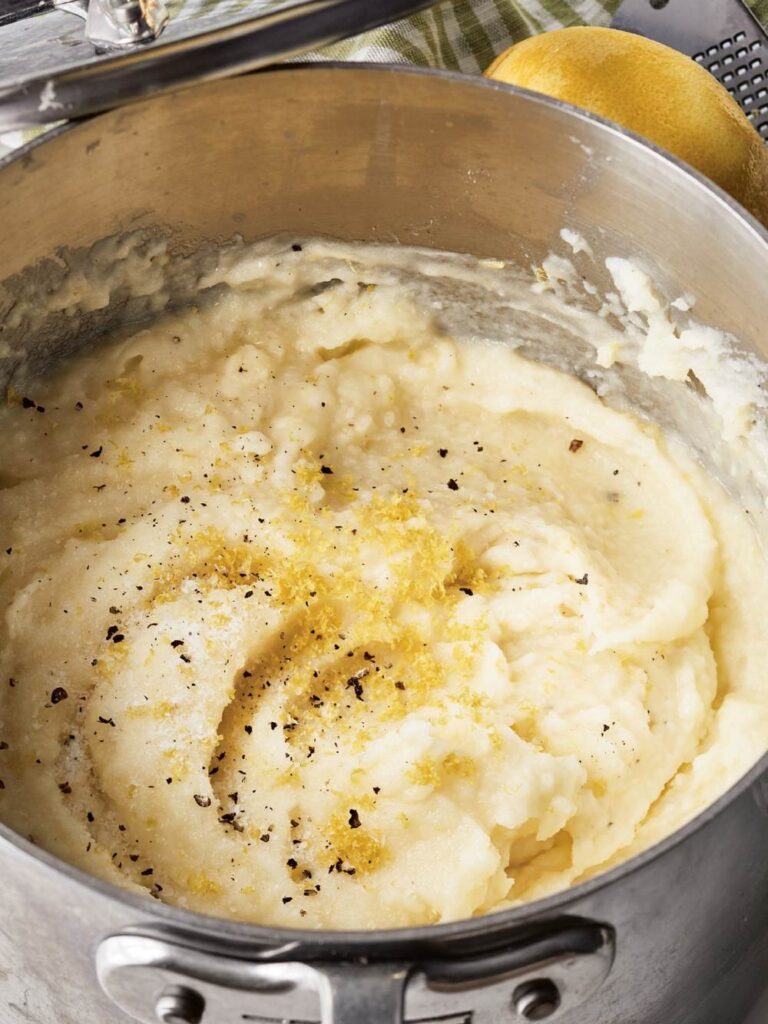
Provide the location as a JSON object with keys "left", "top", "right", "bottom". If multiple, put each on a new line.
{"left": 172, "top": 0, "right": 768, "bottom": 72}
{"left": 0, "top": 0, "right": 766, "bottom": 153}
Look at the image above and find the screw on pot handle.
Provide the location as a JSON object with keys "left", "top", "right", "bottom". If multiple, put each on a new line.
{"left": 96, "top": 921, "right": 614, "bottom": 1024}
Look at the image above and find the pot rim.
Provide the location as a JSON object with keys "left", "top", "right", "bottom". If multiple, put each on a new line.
{"left": 1, "top": 61, "right": 767, "bottom": 952}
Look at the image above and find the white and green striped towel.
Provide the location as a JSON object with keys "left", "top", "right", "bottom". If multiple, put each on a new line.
{"left": 1, "top": 0, "right": 767, "bottom": 154}
{"left": 167, "top": 0, "right": 768, "bottom": 73}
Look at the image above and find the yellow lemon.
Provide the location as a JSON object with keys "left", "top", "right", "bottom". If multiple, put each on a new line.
{"left": 486, "top": 26, "right": 768, "bottom": 223}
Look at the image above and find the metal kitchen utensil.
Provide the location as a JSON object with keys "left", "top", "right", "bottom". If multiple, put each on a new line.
{"left": 0, "top": 0, "right": 169, "bottom": 49}
{"left": 0, "top": 6, "right": 768, "bottom": 1024}
{"left": 96, "top": 925, "right": 615, "bottom": 1024}
{"left": 58, "top": 0, "right": 169, "bottom": 51}
{"left": 0, "top": 0, "right": 438, "bottom": 130}
{"left": 3, "top": 0, "right": 768, "bottom": 137}
{"left": 612, "top": 0, "right": 768, "bottom": 140}
{"left": 1, "top": 63, "right": 768, "bottom": 1024}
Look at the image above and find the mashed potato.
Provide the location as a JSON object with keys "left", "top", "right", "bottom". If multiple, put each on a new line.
{"left": 1, "top": 238, "right": 767, "bottom": 929}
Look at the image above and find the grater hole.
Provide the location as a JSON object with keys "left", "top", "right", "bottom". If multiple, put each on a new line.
{"left": 690, "top": 34, "right": 768, "bottom": 141}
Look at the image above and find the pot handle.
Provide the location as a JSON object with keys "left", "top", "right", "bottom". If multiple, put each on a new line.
{"left": 97, "top": 921, "right": 613, "bottom": 1024}
{"left": 314, "top": 963, "right": 410, "bottom": 1024}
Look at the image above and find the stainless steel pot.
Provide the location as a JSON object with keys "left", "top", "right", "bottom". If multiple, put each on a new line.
{"left": 1, "top": 65, "right": 768, "bottom": 1024}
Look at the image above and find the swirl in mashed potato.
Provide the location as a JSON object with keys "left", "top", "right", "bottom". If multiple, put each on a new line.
{"left": 0, "top": 239, "right": 767, "bottom": 928}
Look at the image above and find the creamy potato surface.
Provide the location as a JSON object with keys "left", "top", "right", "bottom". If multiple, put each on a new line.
{"left": 1, "top": 240, "right": 767, "bottom": 928}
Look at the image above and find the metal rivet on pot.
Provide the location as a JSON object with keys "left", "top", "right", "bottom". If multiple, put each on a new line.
{"left": 512, "top": 978, "right": 561, "bottom": 1020}
{"left": 155, "top": 986, "right": 205, "bottom": 1024}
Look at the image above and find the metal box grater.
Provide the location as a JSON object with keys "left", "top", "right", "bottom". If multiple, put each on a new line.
{"left": 612, "top": 0, "right": 768, "bottom": 140}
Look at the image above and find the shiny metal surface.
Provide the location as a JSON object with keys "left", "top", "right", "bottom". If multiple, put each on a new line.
{"left": 155, "top": 988, "right": 206, "bottom": 1024}
{"left": 96, "top": 925, "right": 613, "bottom": 1023}
{"left": 72, "top": 0, "right": 170, "bottom": 50}
{"left": 0, "top": 0, "right": 436, "bottom": 131}
{"left": 0, "top": 67, "right": 767, "bottom": 1024}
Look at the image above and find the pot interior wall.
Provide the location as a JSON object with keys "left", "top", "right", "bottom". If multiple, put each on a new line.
{"left": 0, "top": 66, "right": 765, "bottom": 343}
{"left": 1, "top": 64, "right": 768, "bottom": 1024}
{"left": 2, "top": 65, "right": 768, "bottom": 522}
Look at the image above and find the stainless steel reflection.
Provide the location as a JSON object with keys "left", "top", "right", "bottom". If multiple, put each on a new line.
{"left": 0, "top": 0, "right": 438, "bottom": 130}
{"left": 0, "top": 66, "right": 767, "bottom": 1024}
{"left": 96, "top": 926, "right": 614, "bottom": 1023}
{"left": 63, "top": 0, "right": 170, "bottom": 50}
